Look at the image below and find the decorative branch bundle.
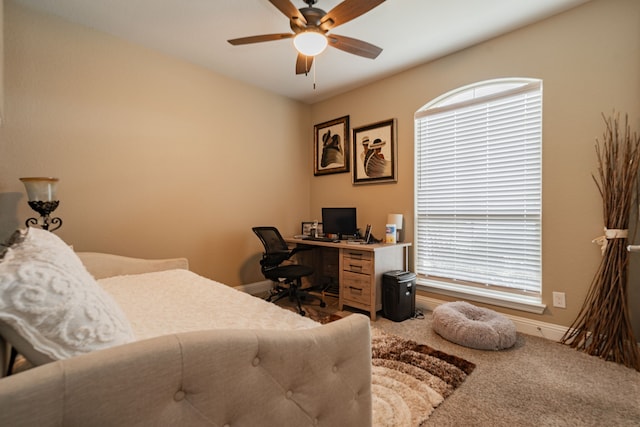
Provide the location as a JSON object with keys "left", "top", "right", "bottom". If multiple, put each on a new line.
{"left": 561, "top": 113, "right": 640, "bottom": 371}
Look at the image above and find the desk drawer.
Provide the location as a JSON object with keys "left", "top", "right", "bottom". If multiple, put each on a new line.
{"left": 342, "top": 253, "right": 372, "bottom": 274}
{"left": 343, "top": 249, "right": 373, "bottom": 262}
{"left": 342, "top": 271, "right": 372, "bottom": 304}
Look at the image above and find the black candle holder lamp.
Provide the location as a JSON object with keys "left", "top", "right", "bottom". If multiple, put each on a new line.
{"left": 20, "top": 177, "right": 62, "bottom": 232}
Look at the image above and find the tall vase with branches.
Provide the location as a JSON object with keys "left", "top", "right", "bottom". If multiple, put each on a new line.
{"left": 561, "top": 112, "right": 640, "bottom": 371}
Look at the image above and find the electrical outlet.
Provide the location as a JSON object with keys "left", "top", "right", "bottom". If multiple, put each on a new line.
{"left": 552, "top": 292, "right": 566, "bottom": 308}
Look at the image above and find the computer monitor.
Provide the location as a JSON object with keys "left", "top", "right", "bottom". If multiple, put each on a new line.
{"left": 322, "top": 207, "right": 358, "bottom": 239}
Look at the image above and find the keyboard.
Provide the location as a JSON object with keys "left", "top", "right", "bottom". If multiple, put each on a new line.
{"left": 302, "top": 236, "right": 340, "bottom": 243}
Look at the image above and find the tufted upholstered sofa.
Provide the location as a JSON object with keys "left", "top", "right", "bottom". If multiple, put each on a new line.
{"left": 0, "top": 252, "right": 372, "bottom": 426}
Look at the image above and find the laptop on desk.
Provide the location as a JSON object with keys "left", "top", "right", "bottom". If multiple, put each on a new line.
{"left": 346, "top": 224, "right": 372, "bottom": 245}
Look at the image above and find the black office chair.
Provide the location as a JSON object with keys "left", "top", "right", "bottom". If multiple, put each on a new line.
{"left": 252, "top": 226, "right": 325, "bottom": 316}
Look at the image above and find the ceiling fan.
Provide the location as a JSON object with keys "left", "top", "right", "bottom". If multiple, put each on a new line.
{"left": 227, "top": 0, "right": 386, "bottom": 75}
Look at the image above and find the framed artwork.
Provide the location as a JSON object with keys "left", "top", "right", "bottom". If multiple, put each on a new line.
{"left": 352, "top": 118, "right": 398, "bottom": 184}
{"left": 301, "top": 222, "right": 323, "bottom": 236}
{"left": 314, "top": 115, "right": 350, "bottom": 176}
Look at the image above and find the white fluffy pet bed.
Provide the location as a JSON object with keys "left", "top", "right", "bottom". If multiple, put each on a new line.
{"left": 432, "top": 301, "right": 517, "bottom": 350}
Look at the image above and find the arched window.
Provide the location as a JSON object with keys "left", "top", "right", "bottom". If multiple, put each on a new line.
{"left": 414, "top": 78, "right": 543, "bottom": 312}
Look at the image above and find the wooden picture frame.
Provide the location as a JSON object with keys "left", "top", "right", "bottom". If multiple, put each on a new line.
{"left": 301, "top": 222, "right": 323, "bottom": 236}
{"left": 352, "top": 118, "right": 398, "bottom": 184}
{"left": 314, "top": 116, "right": 350, "bottom": 176}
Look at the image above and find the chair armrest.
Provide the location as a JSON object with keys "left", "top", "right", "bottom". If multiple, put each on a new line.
{"left": 289, "top": 245, "right": 312, "bottom": 257}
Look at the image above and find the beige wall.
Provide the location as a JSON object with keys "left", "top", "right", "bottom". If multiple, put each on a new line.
{"left": 310, "top": 0, "right": 640, "bottom": 329}
{"left": 1, "top": 0, "right": 639, "bottom": 332}
{"left": 0, "top": 0, "right": 4, "bottom": 124}
{"left": 0, "top": 1, "right": 312, "bottom": 286}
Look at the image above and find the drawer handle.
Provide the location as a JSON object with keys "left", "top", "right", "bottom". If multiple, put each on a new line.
{"left": 348, "top": 286, "right": 363, "bottom": 295}
{"left": 349, "top": 264, "right": 363, "bottom": 271}
{"left": 348, "top": 252, "right": 364, "bottom": 258}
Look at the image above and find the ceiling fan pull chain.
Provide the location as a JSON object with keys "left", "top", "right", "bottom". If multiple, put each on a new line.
{"left": 313, "top": 57, "right": 317, "bottom": 90}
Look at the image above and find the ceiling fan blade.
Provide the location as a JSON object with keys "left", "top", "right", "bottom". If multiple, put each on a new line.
{"left": 296, "top": 53, "right": 314, "bottom": 75}
{"left": 228, "top": 33, "right": 293, "bottom": 45}
{"left": 328, "top": 34, "right": 382, "bottom": 59}
{"left": 269, "top": 0, "right": 307, "bottom": 26}
{"left": 320, "top": 0, "right": 385, "bottom": 31}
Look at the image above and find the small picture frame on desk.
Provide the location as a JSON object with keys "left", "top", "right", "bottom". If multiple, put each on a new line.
{"left": 301, "top": 222, "right": 323, "bottom": 236}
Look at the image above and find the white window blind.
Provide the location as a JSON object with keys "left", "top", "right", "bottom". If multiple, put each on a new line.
{"left": 415, "top": 80, "right": 542, "bottom": 294}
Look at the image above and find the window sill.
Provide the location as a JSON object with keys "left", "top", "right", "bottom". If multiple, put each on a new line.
{"left": 417, "top": 278, "right": 546, "bottom": 314}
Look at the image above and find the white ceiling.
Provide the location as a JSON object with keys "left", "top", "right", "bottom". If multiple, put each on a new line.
{"left": 13, "top": 0, "right": 590, "bottom": 104}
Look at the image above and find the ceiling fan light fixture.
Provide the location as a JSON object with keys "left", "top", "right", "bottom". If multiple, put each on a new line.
{"left": 293, "top": 31, "right": 327, "bottom": 56}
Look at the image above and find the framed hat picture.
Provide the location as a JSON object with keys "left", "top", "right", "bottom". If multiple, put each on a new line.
{"left": 314, "top": 115, "right": 350, "bottom": 176}
{"left": 352, "top": 118, "right": 397, "bottom": 184}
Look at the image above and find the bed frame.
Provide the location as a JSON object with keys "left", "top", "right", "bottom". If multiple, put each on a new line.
{"left": 0, "top": 252, "right": 372, "bottom": 426}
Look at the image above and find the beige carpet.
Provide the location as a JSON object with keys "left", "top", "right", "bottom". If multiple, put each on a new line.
{"left": 280, "top": 297, "right": 640, "bottom": 426}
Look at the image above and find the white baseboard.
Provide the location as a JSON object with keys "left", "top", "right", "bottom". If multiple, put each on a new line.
{"left": 416, "top": 295, "right": 569, "bottom": 342}
{"left": 236, "top": 283, "right": 570, "bottom": 342}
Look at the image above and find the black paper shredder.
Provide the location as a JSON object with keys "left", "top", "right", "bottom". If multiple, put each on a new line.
{"left": 382, "top": 270, "right": 417, "bottom": 322}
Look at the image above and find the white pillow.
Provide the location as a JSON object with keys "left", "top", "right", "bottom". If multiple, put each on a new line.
{"left": 0, "top": 228, "right": 135, "bottom": 364}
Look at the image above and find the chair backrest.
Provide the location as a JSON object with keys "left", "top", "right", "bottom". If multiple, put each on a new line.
{"left": 252, "top": 227, "right": 291, "bottom": 269}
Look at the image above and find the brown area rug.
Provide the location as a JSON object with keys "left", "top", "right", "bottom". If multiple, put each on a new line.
{"left": 370, "top": 329, "right": 476, "bottom": 427}
{"left": 289, "top": 305, "right": 476, "bottom": 426}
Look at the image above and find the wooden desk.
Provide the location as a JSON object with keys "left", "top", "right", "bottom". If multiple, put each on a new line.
{"left": 285, "top": 238, "right": 411, "bottom": 320}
